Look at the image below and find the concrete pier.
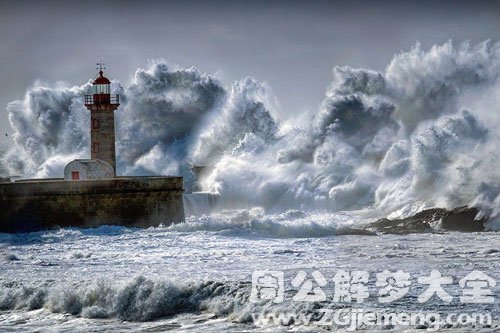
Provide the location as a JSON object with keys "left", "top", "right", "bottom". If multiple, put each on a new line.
{"left": 0, "top": 176, "right": 185, "bottom": 233}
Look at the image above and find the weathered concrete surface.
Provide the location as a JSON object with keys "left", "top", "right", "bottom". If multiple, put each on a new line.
{"left": 0, "top": 177, "right": 184, "bottom": 233}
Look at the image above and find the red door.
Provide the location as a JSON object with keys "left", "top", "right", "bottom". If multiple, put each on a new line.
{"left": 71, "top": 171, "right": 80, "bottom": 180}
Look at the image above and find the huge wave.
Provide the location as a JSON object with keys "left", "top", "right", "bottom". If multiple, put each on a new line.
{"left": 3, "top": 41, "right": 500, "bottom": 222}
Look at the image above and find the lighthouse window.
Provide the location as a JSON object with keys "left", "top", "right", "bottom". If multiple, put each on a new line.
{"left": 93, "top": 84, "right": 110, "bottom": 94}
{"left": 92, "top": 119, "right": 100, "bottom": 129}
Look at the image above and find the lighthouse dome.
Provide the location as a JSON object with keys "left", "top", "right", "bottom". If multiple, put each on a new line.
{"left": 93, "top": 70, "right": 111, "bottom": 84}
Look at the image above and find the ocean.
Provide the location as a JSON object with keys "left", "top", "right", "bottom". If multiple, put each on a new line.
{"left": 1, "top": 41, "right": 500, "bottom": 331}
{"left": 0, "top": 209, "right": 498, "bottom": 332}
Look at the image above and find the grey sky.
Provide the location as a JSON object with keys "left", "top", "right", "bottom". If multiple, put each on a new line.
{"left": 1, "top": 0, "right": 500, "bottom": 146}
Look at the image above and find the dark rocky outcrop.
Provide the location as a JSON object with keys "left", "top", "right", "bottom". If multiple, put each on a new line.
{"left": 365, "top": 206, "right": 486, "bottom": 234}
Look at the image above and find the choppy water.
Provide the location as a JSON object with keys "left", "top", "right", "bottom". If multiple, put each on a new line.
{"left": 0, "top": 210, "right": 498, "bottom": 332}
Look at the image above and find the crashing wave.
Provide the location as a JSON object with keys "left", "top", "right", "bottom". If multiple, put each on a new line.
{"left": 3, "top": 41, "right": 500, "bottom": 222}
{"left": 0, "top": 276, "right": 249, "bottom": 321}
{"left": 0, "top": 274, "right": 497, "bottom": 331}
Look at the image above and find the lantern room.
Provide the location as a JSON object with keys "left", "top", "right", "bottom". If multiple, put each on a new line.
{"left": 92, "top": 71, "right": 111, "bottom": 94}
{"left": 84, "top": 64, "right": 119, "bottom": 106}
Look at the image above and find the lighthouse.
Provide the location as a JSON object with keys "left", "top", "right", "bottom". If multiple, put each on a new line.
{"left": 83, "top": 62, "right": 120, "bottom": 176}
{"left": 64, "top": 63, "right": 120, "bottom": 181}
{"left": 2, "top": 63, "right": 185, "bottom": 232}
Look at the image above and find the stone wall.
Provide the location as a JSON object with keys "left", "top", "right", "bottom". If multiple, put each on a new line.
{"left": 0, "top": 177, "right": 185, "bottom": 233}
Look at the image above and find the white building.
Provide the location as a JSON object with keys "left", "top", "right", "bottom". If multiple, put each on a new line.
{"left": 64, "top": 159, "right": 114, "bottom": 181}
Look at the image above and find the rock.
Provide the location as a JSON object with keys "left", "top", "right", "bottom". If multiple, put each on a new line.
{"left": 440, "top": 206, "right": 485, "bottom": 232}
{"left": 365, "top": 206, "right": 486, "bottom": 234}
